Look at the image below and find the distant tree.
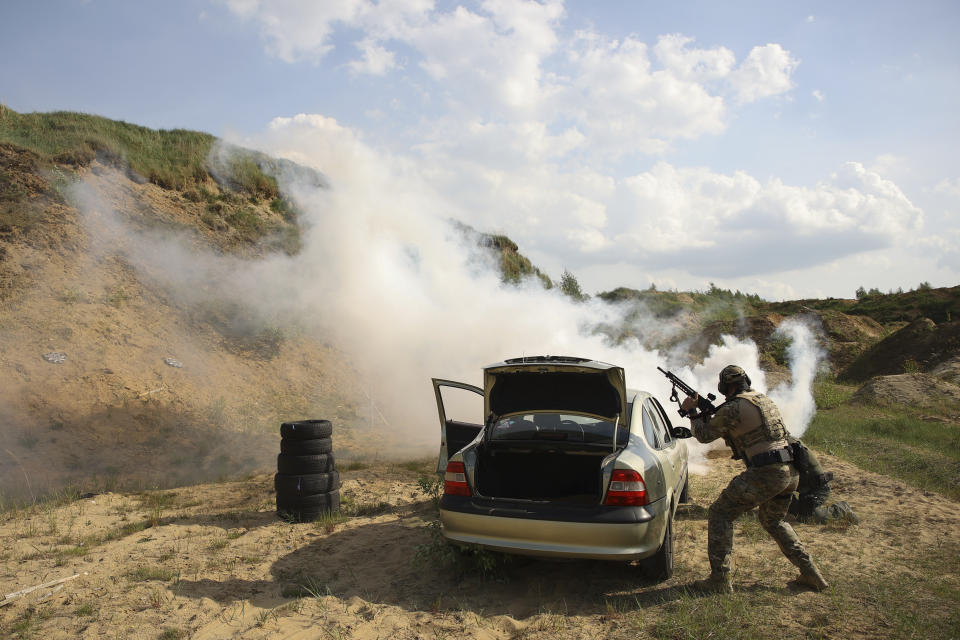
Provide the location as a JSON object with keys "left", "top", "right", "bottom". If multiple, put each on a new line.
{"left": 918, "top": 281, "right": 932, "bottom": 290}
{"left": 855, "top": 286, "right": 867, "bottom": 299}
{"left": 560, "top": 270, "right": 588, "bottom": 302}
{"left": 868, "top": 287, "right": 882, "bottom": 296}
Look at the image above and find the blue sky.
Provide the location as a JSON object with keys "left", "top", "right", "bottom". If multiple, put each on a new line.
{"left": 2, "top": 0, "right": 959, "bottom": 299}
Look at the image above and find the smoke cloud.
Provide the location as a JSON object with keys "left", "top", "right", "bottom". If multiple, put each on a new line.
{"left": 66, "top": 114, "right": 825, "bottom": 470}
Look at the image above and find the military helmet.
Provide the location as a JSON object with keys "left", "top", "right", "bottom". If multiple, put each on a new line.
{"left": 718, "top": 365, "right": 751, "bottom": 396}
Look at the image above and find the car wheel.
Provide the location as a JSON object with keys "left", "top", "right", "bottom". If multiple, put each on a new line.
{"left": 640, "top": 509, "right": 675, "bottom": 580}
{"left": 280, "top": 419, "right": 333, "bottom": 440}
{"left": 277, "top": 453, "right": 336, "bottom": 474}
{"left": 280, "top": 437, "right": 333, "bottom": 455}
{"left": 274, "top": 471, "right": 340, "bottom": 495}
{"left": 679, "top": 474, "right": 690, "bottom": 503}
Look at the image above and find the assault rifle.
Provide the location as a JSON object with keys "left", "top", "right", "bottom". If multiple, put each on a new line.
{"left": 656, "top": 366, "right": 742, "bottom": 459}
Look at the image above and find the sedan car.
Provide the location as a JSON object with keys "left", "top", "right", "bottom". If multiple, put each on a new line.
{"left": 432, "top": 355, "right": 688, "bottom": 578}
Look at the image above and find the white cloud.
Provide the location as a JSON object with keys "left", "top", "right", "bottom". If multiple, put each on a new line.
{"left": 406, "top": 0, "right": 564, "bottom": 111}
{"left": 558, "top": 33, "right": 729, "bottom": 154}
{"left": 812, "top": 89, "right": 824, "bottom": 102}
{"left": 934, "top": 177, "right": 960, "bottom": 198}
{"left": 219, "top": 0, "right": 427, "bottom": 64}
{"left": 349, "top": 38, "right": 398, "bottom": 75}
{"left": 653, "top": 34, "right": 736, "bottom": 82}
{"left": 221, "top": 3, "right": 799, "bottom": 155}
{"left": 728, "top": 44, "right": 798, "bottom": 104}
{"left": 611, "top": 161, "right": 922, "bottom": 275}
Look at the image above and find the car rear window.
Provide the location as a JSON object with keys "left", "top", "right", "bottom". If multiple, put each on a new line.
{"left": 489, "top": 413, "right": 628, "bottom": 445}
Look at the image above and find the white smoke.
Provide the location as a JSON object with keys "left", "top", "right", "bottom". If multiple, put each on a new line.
{"left": 66, "top": 114, "right": 826, "bottom": 469}
{"left": 769, "top": 318, "right": 825, "bottom": 437}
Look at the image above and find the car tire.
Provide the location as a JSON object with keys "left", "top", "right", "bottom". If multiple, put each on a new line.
{"left": 274, "top": 472, "right": 340, "bottom": 495}
{"left": 280, "top": 437, "right": 333, "bottom": 455}
{"left": 277, "top": 453, "right": 335, "bottom": 474}
{"left": 276, "top": 491, "right": 340, "bottom": 511}
{"left": 641, "top": 510, "right": 674, "bottom": 580}
{"left": 280, "top": 419, "right": 333, "bottom": 440}
{"left": 679, "top": 474, "right": 690, "bottom": 503}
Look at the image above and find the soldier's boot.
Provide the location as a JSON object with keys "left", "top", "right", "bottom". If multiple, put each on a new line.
{"left": 690, "top": 573, "right": 733, "bottom": 594}
{"left": 827, "top": 501, "right": 859, "bottom": 524}
{"left": 795, "top": 562, "right": 829, "bottom": 591}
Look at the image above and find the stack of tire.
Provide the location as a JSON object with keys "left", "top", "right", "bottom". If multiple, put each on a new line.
{"left": 275, "top": 419, "right": 340, "bottom": 522}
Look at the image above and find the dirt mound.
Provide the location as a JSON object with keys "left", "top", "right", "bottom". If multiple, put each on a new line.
{"left": 849, "top": 373, "right": 960, "bottom": 407}
{"left": 688, "top": 314, "right": 782, "bottom": 360}
{"left": 813, "top": 309, "right": 885, "bottom": 371}
{"left": 931, "top": 355, "right": 960, "bottom": 385}
{"left": 841, "top": 317, "right": 960, "bottom": 382}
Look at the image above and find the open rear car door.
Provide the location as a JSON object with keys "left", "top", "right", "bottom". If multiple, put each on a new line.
{"left": 432, "top": 378, "right": 483, "bottom": 473}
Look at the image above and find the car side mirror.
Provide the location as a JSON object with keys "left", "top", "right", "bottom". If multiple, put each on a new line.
{"left": 670, "top": 426, "right": 692, "bottom": 439}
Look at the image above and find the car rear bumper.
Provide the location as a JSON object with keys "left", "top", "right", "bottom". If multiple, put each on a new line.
{"left": 438, "top": 495, "right": 668, "bottom": 560}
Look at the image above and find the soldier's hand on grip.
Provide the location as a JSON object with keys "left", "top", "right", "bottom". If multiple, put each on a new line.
{"left": 681, "top": 394, "right": 699, "bottom": 413}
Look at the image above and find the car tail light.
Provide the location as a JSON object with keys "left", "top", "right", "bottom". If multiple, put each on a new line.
{"left": 604, "top": 469, "right": 648, "bottom": 506}
{"left": 444, "top": 461, "right": 471, "bottom": 496}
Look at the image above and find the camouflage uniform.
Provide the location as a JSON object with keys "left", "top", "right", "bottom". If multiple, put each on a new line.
{"left": 692, "top": 387, "right": 824, "bottom": 587}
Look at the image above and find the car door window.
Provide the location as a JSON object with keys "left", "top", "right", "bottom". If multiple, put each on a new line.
{"left": 642, "top": 407, "right": 660, "bottom": 448}
{"left": 644, "top": 399, "right": 672, "bottom": 449}
{"left": 651, "top": 397, "right": 674, "bottom": 431}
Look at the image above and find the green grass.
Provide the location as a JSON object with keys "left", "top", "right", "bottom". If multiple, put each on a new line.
{"left": 127, "top": 566, "right": 177, "bottom": 582}
{"left": 396, "top": 458, "right": 435, "bottom": 474}
{"left": 761, "top": 285, "right": 960, "bottom": 325}
{"left": 813, "top": 378, "right": 857, "bottom": 410}
{"left": 0, "top": 108, "right": 279, "bottom": 196}
{"left": 804, "top": 403, "right": 960, "bottom": 499}
{"left": 651, "top": 590, "right": 777, "bottom": 639}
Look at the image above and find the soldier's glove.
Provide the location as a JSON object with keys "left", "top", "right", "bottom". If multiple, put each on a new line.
{"left": 681, "top": 394, "right": 699, "bottom": 412}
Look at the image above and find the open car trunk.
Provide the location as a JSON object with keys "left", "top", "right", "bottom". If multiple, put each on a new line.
{"left": 475, "top": 443, "right": 610, "bottom": 505}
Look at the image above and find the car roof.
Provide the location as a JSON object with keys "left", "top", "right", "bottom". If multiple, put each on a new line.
{"left": 484, "top": 355, "right": 618, "bottom": 371}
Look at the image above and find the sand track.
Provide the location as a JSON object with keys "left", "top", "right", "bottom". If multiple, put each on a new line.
{"left": 1, "top": 452, "right": 957, "bottom": 639}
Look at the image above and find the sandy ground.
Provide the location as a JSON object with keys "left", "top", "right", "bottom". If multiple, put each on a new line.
{"left": 1, "top": 450, "right": 957, "bottom": 640}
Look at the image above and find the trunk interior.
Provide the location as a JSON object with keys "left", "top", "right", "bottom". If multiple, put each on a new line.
{"left": 475, "top": 444, "right": 609, "bottom": 505}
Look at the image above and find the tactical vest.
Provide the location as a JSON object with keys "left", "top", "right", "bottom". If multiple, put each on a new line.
{"left": 730, "top": 391, "right": 789, "bottom": 453}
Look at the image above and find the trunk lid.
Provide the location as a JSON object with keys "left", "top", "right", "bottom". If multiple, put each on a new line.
{"left": 483, "top": 356, "right": 628, "bottom": 422}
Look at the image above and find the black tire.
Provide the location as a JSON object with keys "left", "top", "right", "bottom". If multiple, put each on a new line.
{"left": 274, "top": 472, "right": 340, "bottom": 495}
{"left": 640, "top": 510, "right": 675, "bottom": 580}
{"left": 679, "top": 474, "right": 690, "bottom": 503}
{"left": 281, "top": 437, "right": 333, "bottom": 455}
{"left": 276, "top": 491, "right": 340, "bottom": 511}
{"left": 277, "top": 453, "right": 335, "bottom": 474}
{"left": 280, "top": 420, "right": 333, "bottom": 440}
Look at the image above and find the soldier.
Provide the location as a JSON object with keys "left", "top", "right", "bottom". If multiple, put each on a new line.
{"left": 788, "top": 436, "right": 858, "bottom": 524}
{"left": 681, "top": 365, "right": 829, "bottom": 593}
